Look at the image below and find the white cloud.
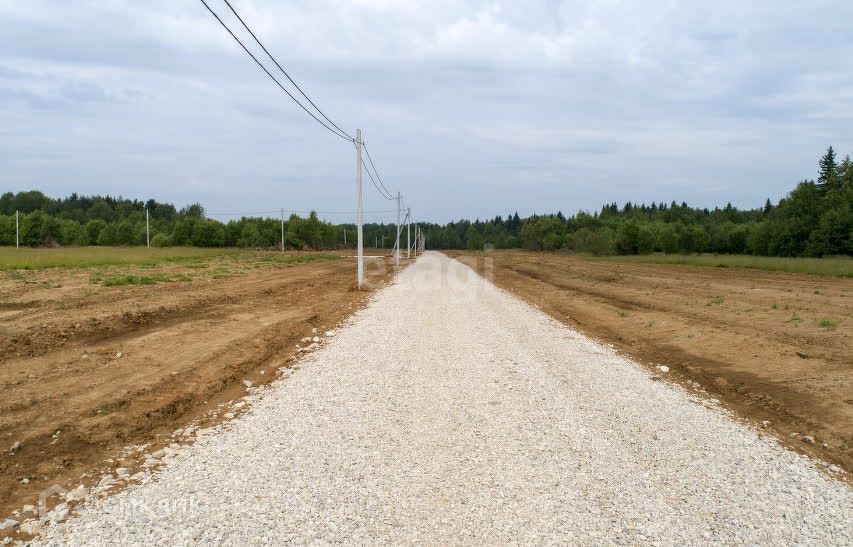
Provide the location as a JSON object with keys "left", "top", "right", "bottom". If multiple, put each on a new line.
{"left": 1, "top": 0, "right": 852, "bottom": 220}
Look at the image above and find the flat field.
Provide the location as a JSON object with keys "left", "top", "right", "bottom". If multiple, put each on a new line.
{"left": 447, "top": 250, "right": 852, "bottom": 471}
{"left": 585, "top": 252, "right": 852, "bottom": 277}
{"left": 0, "top": 247, "right": 397, "bottom": 518}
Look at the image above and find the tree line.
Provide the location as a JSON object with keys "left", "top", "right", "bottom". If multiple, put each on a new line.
{"left": 1, "top": 147, "right": 850, "bottom": 256}
{"left": 420, "top": 146, "right": 851, "bottom": 257}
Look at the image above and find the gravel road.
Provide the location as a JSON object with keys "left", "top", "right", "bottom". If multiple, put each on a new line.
{"left": 32, "top": 252, "right": 852, "bottom": 544}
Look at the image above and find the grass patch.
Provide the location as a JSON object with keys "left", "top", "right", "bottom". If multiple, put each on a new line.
{"left": 0, "top": 247, "right": 240, "bottom": 271}
{"left": 254, "top": 253, "right": 340, "bottom": 266}
{"left": 583, "top": 253, "right": 853, "bottom": 277}
{"left": 98, "top": 401, "right": 128, "bottom": 415}
{"left": 707, "top": 295, "right": 725, "bottom": 306}
{"left": 99, "top": 273, "right": 193, "bottom": 287}
{"left": 101, "top": 275, "right": 159, "bottom": 287}
{"left": 818, "top": 318, "right": 838, "bottom": 330}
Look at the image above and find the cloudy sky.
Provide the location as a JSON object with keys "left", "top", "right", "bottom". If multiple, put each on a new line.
{"left": 1, "top": 1, "right": 852, "bottom": 223}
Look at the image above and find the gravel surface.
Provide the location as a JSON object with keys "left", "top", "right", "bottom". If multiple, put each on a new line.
{"left": 31, "top": 252, "right": 852, "bottom": 544}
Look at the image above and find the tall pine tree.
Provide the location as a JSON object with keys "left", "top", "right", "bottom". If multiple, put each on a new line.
{"left": 818, "top": 145, "right": 838, "bottom": 189}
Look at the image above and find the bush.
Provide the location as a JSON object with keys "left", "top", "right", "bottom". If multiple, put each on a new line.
{"left": 191, "top": 219, "right": 226, "bottom": 247}
{"left": 150, "top": 233, "right": 172, "bottom": 247}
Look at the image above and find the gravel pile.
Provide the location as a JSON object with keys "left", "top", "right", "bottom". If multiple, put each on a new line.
{"left": 31, "top": 252, "right": 852, "bottom": 544}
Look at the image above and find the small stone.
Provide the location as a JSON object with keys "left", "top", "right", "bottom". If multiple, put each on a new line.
{"left": 151, "top": 449, "right": 165, "bottom": 459}
{"left": 311, "top": 327, "right": 318, "bottom": 334}
{"left": 828, "top": 464, "right": 841, "bottom": 473}
{"left": 224, "top": 412, "right": 235, "bottom": 419}
{"left": 324, "top": 330, "right": 335, "bottom": 337}
{"left": 312, "top": 336, "right": 320, "bottom": 343}
{"left": 98, "top": 474, "right": 116, "bottom": 488}
{"left": 10, "top": 441, "right": 21, "bottom": 452}
{"left": 20, "top": 477, "right": 29, "bottom": 484}
{"left": 260, "top": 370, "right": 265, "bottom": 375}
{"left": 20, "top": 520, "right": 43, "bottom": 534}
{"left": 802, "top": 435, "right": 815, "bottom": 445}
{"left": 115, "top": 467, "right": 130, "bottom": 478}
{"left": 0, "top": 519, "right": 18, "bottom": 531}
{"left": 130, "top": 472, "right": 149, "bottom": 482}
{"left": 115, "top": 351, "right": 123, "bottom": 359}
{"left": 49, "top": 503, "right": 69, "bottom": 523}
{"left": 795, "top": 351, "right": 808, "bottom": 359}
{"left": 172, "top": 428, "right": 184, "bottom": 438}
{"left": 66, "top": 485, "right": 87, "bottom": 502}
{"left": 143, "top": 458, "right": 158, "bottom": 467}
{"left": 242, "top": 380, "right": 253, "bottom": 388}
{"left": 656, "top": 365, "right": 669, "bottom": 373}
{"left": 22, "top": 505, "right": 36, "bottom": 515}
{"left": 761, "top": 420, "right": 770, "bottom": 428}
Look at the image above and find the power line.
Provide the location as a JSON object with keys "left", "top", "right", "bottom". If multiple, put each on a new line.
{"left": 198, "top": 0, "right": 352, "bottom": 142}
{"left": 220, "top": 0, "right": 354, "bottom": 141}
{"left": 360, "top": 148, "right": 396, "bottom": 201}
{"left": 362, "top": 141, "right": 395, "bottom": 199}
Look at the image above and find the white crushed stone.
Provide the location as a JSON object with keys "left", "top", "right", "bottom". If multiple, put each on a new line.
{"left": 29, "top": 252, "right": 853, "bottom": 544}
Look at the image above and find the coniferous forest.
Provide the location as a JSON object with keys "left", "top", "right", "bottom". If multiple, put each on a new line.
{"left": 1, "top": 147, "right": 851, "bottom": 257}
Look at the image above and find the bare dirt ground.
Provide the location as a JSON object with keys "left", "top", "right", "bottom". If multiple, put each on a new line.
{"left": 447, "top": 250, "right": 852, "bottom": 473}
{"left": 0, "top": 251, "right": 396, "bottom": 521}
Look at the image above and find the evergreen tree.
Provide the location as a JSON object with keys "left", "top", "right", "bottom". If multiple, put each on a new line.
{"left": 818, "top": 145, "right": 838, "bottom": 189}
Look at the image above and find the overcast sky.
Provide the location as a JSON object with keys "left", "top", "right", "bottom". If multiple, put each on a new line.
{"left": 1, "top": 1, "right": 852, "bottom": 223}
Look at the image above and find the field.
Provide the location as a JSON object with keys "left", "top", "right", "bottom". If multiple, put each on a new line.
{"left": 0, "top": 247, "right": 397, "bottom": 519}
{"left": 447, "top": 250, "right": 852, "bottom": 471}
{"left": 0, "top": 246, "right": 243, "bottom": 270}
{"left": 585, "top": 252, "right": 853, "bottom": 277}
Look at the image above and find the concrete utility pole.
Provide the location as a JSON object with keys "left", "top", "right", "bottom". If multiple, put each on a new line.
{"left": 145, "top": 208, "right": 150, "bottom": 248}
{"left": 15, "top": 210, "right": 19, "bottom": 249}
{"left": 356, "top": 128, "right": 364, "bottom": 287}
{"left": 406, "top": 208, "right": 411, "bottom": 259}
{"left": 280, "top": 209, "right": 285, "bottom": 252}
{"left": 395, "top": 192, "right": 401, "bottom": 266}
{"left": 343, "top": 229, "right": 346, "bottom": 246}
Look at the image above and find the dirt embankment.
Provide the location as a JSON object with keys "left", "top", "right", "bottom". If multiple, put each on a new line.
{"left": 0, "top": 253, "right": 397, "bottom": 520}
{"left": 447, "top": 251, "right": 852, "bottom": 472}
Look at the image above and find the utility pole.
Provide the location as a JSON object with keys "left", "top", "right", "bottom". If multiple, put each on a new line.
{"left": 356, "top": 128, "right": 364, "bottom": 287}
{"left": 406, "top": 208, "right": 411, "bottom": 259}
{"left": 395, "top": 192, "right": 401, "bottom": 266}
{"left": 343, "top": 229, "right": 346, "bottom": 246}
{"left": 145, "top": 208, "right": 150, "bottom": 248}
{"left": 15, "top": 210, "right": 19, "bottom": 249}
{"left": 280, "top": 209, "right": 285, "bottom": 252}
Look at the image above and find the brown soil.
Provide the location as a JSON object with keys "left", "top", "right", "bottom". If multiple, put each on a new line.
{"left": 446, "top": 250, "right": 852, "bottom": 473}
{"left": 0, "top": 251, "right": 398, "bottom": 524}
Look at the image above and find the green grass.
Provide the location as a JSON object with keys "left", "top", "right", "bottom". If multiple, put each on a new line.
{"left": 98, "top": 401, "right": 128, "bottom": 415}
{"left": 584, "top": 253, "right": 852, "bottom": 277}
{"left": 99, "top": 273, "right": 194, "bottom": 286}
{"left": 0, "top": 247, "right": 239, "bottom": 271}
{"left": 818, "top": 318, "right": 839, "bottom": 330}
{"left": 0, "top": 247, "right": 342, "bottom": 272}
{"left": 707, "top": 295, "right": 725, "bottom": 306}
